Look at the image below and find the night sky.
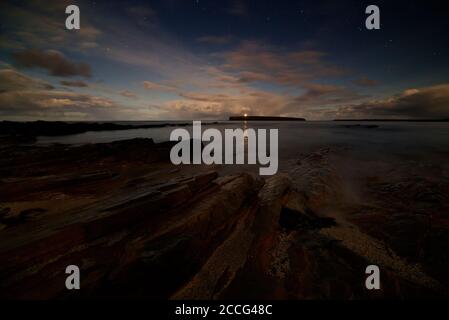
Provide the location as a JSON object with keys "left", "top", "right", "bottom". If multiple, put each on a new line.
{"left": 1, "top": 0, "right": 449, "bottom": 120}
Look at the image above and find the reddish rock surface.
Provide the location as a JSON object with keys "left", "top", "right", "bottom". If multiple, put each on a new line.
{"left": 0, "top": 140, "right": 448, "bottom": 299}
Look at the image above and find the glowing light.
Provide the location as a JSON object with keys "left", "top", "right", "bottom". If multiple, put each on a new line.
{"left": 244, "top": 113, "right": 248, "bottom": 117}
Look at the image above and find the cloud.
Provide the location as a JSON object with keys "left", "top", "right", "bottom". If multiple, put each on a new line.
{"left": 0, "top": 1, "right": 101, "bottom": 51}
{"left": 294, "top": 83, "right": 364, "bottom": 105}
{"left": 0, "top": 69, "right": 54, "bottom": 92}
{"left": 196, "top": 35, "right": 233, "bottom": 45}
{"left": 235, "top": 71, "right": 271, "bottom": 83}
{"left": 218, "top": 41, "right": 347, "bottom": 87}
{"left": 155, "top": 77, "right": 366, "bottom": 120}
{"left": 12, "top": 49, "right": 91, "bottom": 77}
{"left": 0, "top": 90, "right": 119, "bottom": 120}
{"left": 160, "top": 89, "right": 292, "bottom": 119}
{"left": 179, "top": 92, "right": 234, "bottom": 102}
{"left": 5, "top": 1, "right": 427, "bottom": 122}
{"left": 163, "top": 79, "right": 369, "bottom": 120}
{"left": 330, "top": 84, "right": 449, "bottom": 119}
{"left": 80, "top": 42, "right": 99, "bottom": 50}
{"left": 143, "top": 80, "right": 177, "bottom": 92}
{"left": 0, "top": 69, "right": 125, "bottom": 121}
{"left": 119, "top": 90, "right": 138, "bottom": 99}
{"left": 60, "top": 80, "right": 88, "bottom": 87}
{"left": 7, "top": 80, "right": 444, "bottom": 121}
{"left": 275, "top": 83, "right": 366, "bottom": 118}
{"left": 354, "top": 77, "right": 379, "bottom": 87}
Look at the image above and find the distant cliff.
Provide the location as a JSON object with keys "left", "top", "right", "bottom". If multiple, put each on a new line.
{"left": 229, "top": 116, "right": 306, "bottom": 121}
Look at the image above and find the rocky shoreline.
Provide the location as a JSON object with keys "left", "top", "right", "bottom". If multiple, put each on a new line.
{"left": 0, "top": 120, "right": 221, "bottom": 144}
{"left": 0, "top": 138, "right": 448, "bottom": 299}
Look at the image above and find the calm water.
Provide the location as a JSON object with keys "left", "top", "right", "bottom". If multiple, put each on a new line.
{"left": 37, "top": 121, "right": 449, "bottom": 163}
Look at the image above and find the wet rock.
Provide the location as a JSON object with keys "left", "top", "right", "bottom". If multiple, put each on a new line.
{"left": 290, "top": 148, "right": 343, "bottom": 211}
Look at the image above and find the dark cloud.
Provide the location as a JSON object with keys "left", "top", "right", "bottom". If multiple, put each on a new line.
{"left": 332, "top": 84, "right": 449, "bottom": 119}
{"left": 0, "top": 69, "right": 54, "bottom": 92}
{"left": 12, "top": 49, "right": 91, "bottom": 77}
{"left": 294, "top": 83, "right": 365, "bottom": 105}
{"left": 60, "top": 80, "right": 88, "bottom": 87}
{"left": 354, "top": 77, "right": 379, "bottom": 87}
{"left": 278, "top": 83, "right": 366, "bottom": 118}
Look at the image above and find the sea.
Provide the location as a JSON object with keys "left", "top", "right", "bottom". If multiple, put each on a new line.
{"left": 36, "top": 121, "right": 449, "bottom": 163}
